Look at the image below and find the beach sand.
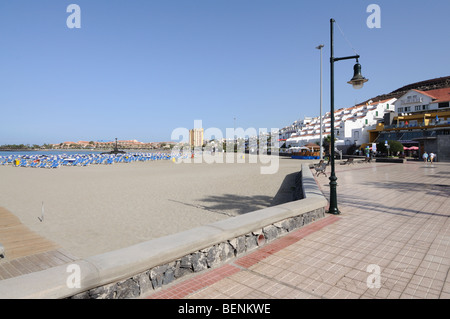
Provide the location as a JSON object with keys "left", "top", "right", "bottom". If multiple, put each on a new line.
{"left": 0, "top": 154, "right": 314, "bottom": 259}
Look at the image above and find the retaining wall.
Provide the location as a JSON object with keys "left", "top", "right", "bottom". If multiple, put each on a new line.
{"left": 0, "top": 164, "right": 328, "bottom": 299}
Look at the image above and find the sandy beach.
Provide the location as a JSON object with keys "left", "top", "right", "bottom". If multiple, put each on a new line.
{"left": 0, "top": 154, "right": 314, "bottom": 259}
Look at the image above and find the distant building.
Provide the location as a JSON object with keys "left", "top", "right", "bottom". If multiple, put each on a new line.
{"left": 52, "top": 139, "right": 158, "bottom": 149}
{"left": 336, "top": 98, "right": 396, "bottom": 147}
{"left": 116, "top": 139, "right": 145, "bottom": 148}
{"left": 278, "top": 117, "right": 312, "bottom": 141}
{"left": 282, "top": 76, "right": 450, "bottom": 160}
{"left": 369, "top": 87, "right": 450, "bottom": 161}
{"left": 285, "top": 98, "right": 396, "bottom": 153}
{"left": 189, "top": 128, "right": 204, "bottom": 148}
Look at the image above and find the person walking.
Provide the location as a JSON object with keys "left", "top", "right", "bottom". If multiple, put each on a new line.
{"left": 430, "top": 152, "right": 436, "bottom": 163}
{"left": 422, "top": 152, "right": 429, "bottom": 163}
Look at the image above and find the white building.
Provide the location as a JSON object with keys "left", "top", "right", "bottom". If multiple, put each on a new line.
{"left": 394, "top": 88, "right": 450, "bottom": 119}
{"left": 285, "top": 98, "right": 396, "bottom": 149}
{"left": 337, "top": 98, "right": 396, "bottom": 146}
{"left": 278, "top": 117, "right": 312, "bottom": 142}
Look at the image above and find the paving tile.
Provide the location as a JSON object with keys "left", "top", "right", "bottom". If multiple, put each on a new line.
{"left": 324, "top": 286, "right": 357, "bottom": 299}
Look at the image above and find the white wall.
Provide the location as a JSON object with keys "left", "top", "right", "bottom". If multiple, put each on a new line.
{"left": 394, "top": 91, "right": 433, "bottom": 113}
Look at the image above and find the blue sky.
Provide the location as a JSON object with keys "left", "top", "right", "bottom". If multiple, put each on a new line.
{"left": 0, "top": 0, "right": 449, "bottom": 145}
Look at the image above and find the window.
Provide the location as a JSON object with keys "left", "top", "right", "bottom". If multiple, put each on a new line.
{"left": 405, "top": 107, "right": 411, "bottom": 112}
{"left": 422, "top": 105, "right": 428, "bottom": 110}
{"left": 438, "top": 102, "right": 449, "bottom": 108}
{"left": 398, "top": 107, "right": 403, "bottom": 113}
{"left": 386, "top": 104, "right": 390, "bottom": 109}
{"left": 376, "top": 111, "right": 379, "bottom": 117}
{"left": 415, "top": 105, "right": 421, "bottom": 111}
{"left": 365, "top": 119, "right": 368, "bottom": 125}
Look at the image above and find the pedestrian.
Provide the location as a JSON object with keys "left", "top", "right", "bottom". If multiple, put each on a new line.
{"left": 422, "top": 152, "right": 428, "bottom": 163}
{"left": 430, "top": 152, "right": 436, "bottom": 163}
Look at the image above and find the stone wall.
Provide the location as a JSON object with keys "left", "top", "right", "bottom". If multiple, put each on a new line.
{"left": 69, "top": 208, "right": 325, "bottom": 299}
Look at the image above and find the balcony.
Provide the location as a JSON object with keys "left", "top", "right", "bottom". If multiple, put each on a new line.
{"left": 401, "top": 97, "right": 423, "bottom": 105}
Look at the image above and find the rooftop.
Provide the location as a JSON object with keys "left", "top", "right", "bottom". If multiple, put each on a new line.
{"left": 412, "top": 87, "right": 450, "bottom": 104}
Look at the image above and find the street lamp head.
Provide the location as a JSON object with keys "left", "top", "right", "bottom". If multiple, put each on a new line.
{"left": 347, "top": 60, "right": 368, "bottom": 89}
{"left": 316, "top": 44, "right": 324, "bottom": 50}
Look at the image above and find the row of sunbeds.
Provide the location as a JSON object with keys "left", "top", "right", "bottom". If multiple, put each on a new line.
{"left": 0, "top": 152, "right": 181, "bottom": 168}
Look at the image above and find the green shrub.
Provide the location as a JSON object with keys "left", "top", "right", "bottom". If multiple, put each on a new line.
{"left": 377, "top": 140, "right": 404, "bottom": 154}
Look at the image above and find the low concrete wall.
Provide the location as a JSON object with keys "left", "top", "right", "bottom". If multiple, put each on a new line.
{"left": 0, "top": 164, "right": 328, "bottom": 299}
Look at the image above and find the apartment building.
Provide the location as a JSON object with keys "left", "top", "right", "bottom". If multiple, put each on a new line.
{"left": 285, "top": 99, "right": 396, "bottom": 153}
{"left": 189, "top": 128, "right": 204, "bottom": 148}
{"left": 369, "top": 87, "right": 450, "bottom": 160}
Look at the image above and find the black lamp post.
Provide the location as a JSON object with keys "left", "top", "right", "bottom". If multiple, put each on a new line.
{"left": 328, "top": 19, "right": 368, "bottom": 215}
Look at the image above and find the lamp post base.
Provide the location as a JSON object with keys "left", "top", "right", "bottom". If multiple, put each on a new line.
{"left": 327, "top": 207, "right": 341, "bottom": 215}
{"left": 327, "top": 174, "right": 341, "bottom": 215}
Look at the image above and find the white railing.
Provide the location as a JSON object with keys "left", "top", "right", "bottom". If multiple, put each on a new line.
{"left": 401, "top": 97, "right": 423, "bottom": 105}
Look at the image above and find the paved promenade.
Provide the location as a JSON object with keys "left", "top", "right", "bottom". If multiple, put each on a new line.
{"left": 145, "top": 160, "right": 450, "bottom": 299}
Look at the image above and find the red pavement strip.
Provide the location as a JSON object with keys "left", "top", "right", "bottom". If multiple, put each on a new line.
{"left": 146, "top": 215, "right": 340, "bottom": 299}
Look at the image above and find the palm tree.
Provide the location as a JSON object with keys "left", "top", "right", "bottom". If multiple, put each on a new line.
{"left": 322, "top": 135, "right": 337, "bottom": 158}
